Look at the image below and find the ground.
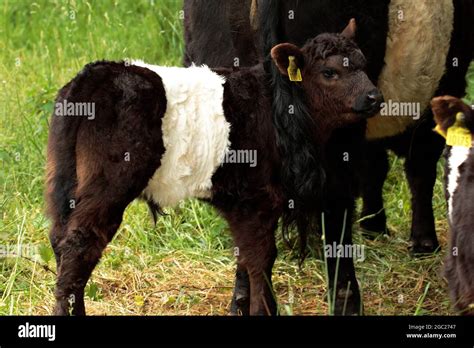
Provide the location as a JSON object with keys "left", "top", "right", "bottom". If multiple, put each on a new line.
{"left": 0, "top": 0, "right": 473, "bottom": 315}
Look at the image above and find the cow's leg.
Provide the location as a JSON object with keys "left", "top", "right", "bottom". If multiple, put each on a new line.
{"left": 53, "top": 206, "right": 120, "bottom": 315}
{"left": 324, "top": 203, "right": 362, "bottom": 316}
{"left": 52, "top": 162, "right": 159, "bottom": 315}
{"left": 359, "top": 143, "right": 390, "bottom": 236}
{"left": 403, "top": 117, "right": 444, "bottom": 254}
{"left": 52, "top": 138, "right": 163, "bottom": 315}
{"left": 49, "top": 220, "right": 66, "bottom": 271}
{"left": 230, "top": 263, "right": 250, "bottom": 315}
{"left": 227, "top": 210, "right": 279, "bottom": 315}
{"left": 320, "top": 126, "right": 364, "bottom": 315}
{"left": 53, "top": 168, "right": 146, "bottom": 315}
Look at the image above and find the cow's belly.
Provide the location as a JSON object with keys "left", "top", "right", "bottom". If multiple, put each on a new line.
{"left": 366, "top": 0, "right": 454, "bottom": 139}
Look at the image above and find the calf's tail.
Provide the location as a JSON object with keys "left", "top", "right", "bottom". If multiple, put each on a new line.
{"left": 45, "top": 61, "right": 112, "bottom": 225}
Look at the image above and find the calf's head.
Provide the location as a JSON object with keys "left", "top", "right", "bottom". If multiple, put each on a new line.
{"left": 270, "top": 19, "right": 383, "bottom": 134}
{"left": 431, "top": 95, "right": 474, "bottom": 136}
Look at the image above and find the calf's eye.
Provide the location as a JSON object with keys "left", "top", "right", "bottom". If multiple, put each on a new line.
{"left": 322, "top": 69, "right": 338, "bottom": 79}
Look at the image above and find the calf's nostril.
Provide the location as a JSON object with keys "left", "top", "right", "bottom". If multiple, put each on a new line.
{"left": 367, "top": 93, "right": 380, "bottom": 106}
{"left": 352, "top": 89, "right": 383, "bottom": 114}
{"left": 365, "top": 90, "right": 383, "bottom": 109}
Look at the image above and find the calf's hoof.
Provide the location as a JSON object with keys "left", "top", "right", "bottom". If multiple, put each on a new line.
{"left": 408, "top": 238, "right": 440, "bottom": 255}
{"left": 53, "top": 295, "right": 86, "bottom": 316}
{"left": 333, "top": 288, "right": 363, "bottom": 316}
{"left": 230, "top": 292, "right": 250, "bottom": 316}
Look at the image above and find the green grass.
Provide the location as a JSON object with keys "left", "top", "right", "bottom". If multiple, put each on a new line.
{"left": 0, "top": 0, "right": 472, "bottom": 315}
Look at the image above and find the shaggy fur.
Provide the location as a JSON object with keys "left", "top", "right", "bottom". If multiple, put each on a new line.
{"left": 366, "top": 0, "right": 454, "bottom": 139}
{"left": 132, "top": 61, "right": 231, "bottom": 207}
{"left": 46, "top": 29, "right": 381, "bottom": 316}
{"left": 432, "top": 96, "right": 474, "bottom": 315}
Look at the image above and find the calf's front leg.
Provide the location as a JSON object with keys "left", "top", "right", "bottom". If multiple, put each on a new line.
{"left": 230, "top": 263, "right": 250, "bottom": 315}
{"left": 323, "top": 204, "right": 362, "bottom": 316}
{"left": 227, "top": 212, "right": 279, "bottom": 315}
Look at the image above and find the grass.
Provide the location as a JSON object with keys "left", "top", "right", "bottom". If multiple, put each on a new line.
{"left": 0, "top": 0, "right": 472, "bottom": 315}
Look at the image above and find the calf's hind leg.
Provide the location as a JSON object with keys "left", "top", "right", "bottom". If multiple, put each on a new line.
{"left": 52, "top": 141, "right": 163, "bottom": 315}
{"left": 52, "top": 181, "right": 146, "bottom": 315}
{"left": 53, "top": 200, "right": 121, "bottom": 315}
{"left": 52, "top": 143, "right": 163, "bottom": 314}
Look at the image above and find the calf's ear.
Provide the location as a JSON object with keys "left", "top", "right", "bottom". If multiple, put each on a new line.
{"left": 271, "top": 43, "right": 304, "bottom": 79}
{"left": 431, "top": 96, "right": 470, "bottom": 133}
{"left": 341, "top": 18, "right": 357, "bottom": 39}
{"left": 431, "top": 96, "right": 467, "bottom": 122}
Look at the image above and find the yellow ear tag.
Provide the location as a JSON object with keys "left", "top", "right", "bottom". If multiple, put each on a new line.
{"left": 287, "top": 56, "right": 302, "bottom": 82}
{"left": 446, "top": 112, "right": 472, "bottom": 147}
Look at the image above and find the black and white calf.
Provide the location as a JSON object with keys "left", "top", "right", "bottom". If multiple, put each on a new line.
{"left": 46, "top": 22, "right": 383, "bottom": 315}
{"left": 432, "top": 96, "right": 474, "bottom": 315}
